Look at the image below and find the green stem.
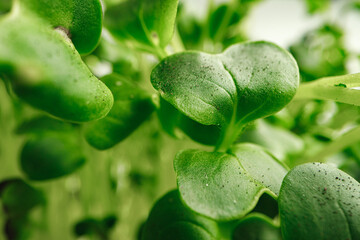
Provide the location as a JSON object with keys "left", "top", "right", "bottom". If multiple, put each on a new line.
{"left": 212, "top": 0, "right": 237, "bottom": 44}
{"left": 215, "top": 122, "right": 244, "bottom": 153}
{"left": 302, "top": 125, "right": 360, "bottom": 163}
{"left": 171, "top": 26, "right": 186, "bottom": 53}
{"left": 295, "top": 73, "right": 360, "bottom": 105}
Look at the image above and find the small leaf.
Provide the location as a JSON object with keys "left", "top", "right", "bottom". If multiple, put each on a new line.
{"left": 279, "top": 162, "right": 360, "bottom": 240}
{"left": 174, "top": 143, "right": 288, "bottom": 220}
{"left": 290, "top": 24, "right": 346, "bottom": 82}
{"left": 0, "top": 16, "right": 113, "bottom": 122}
{"left": 20, "top": 133, "right": 86, "bottom": 180}
{"left": 105, "top": 0, "right": 179, "bottom": 50}
{"left": 0, "top": 179, "right": 45, "bottom": 217}
{"left": 142, "top": 190, "right": 219, "bottom": 240}
{"left": 4, "top": 216, "right": 32, "bottom": 240}
{"left": 85, "top": 74, "right": 155, "bottom": 150}
{"left": 232, "top": 214, "right": 281, "bottom": 240}
{"left": 18, "top": 0, "right": 103, "bottom": 54}
{"left": 151, "top": 41, "right": 299, "bottom": 137}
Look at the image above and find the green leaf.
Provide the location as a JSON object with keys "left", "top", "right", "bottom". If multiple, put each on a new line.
{"left": 230, "top": 144, "right": 289, "bottom": 196}
{"left": 279, "top": 162, "right": 360, "bottom": 240}
{"left": 85, "top": 74, "right": 155, "bottom": 150}
{"left": 152, "top": 41, "right": 299, "bottom": 148}
{"left": 0, "top": 179, "right": 45, "bottom": 217}
{"left": 232, "top": 214, "right": 281, "bottom": 240}
{"left": 290, "top": 24, "right": 347, "bottom": 82}
{"left": 0, "top": 16, "right": 113, "bottom": 122}
{"left": 105, "top": 0, "right": 179, "bottom": 51}
{"left": 20, "top": 133, "right": 86, "bottom": 180}
{"left": 17, "top": 0, "right": 103, "bottom": 54}
{"left": 157, "top": 97, "right": 221, "bottom": 145}
{"left": 142, "top": 190, "right": 219, "bottom": 240}
{"left": 174, "top": 143, "right": 288, "bottom": 221}
{"left": 4, "top": 216, "right": 32, "bottom": 240}
{"left": 305, "top": 0, "right": 330, "bottom": 15}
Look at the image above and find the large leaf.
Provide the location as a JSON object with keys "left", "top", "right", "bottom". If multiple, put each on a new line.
{"left": 152, "top": 41, "right": 299, "bottom": 147}
{"left": 174, "top": 143, "right": 288, "bottom": 221}
{"left": 142, "top": 190, "right": 219, "bottom": 240}
{"left": 105, "top": 0, "right": 179, "bottom": 50}
{"left": 279, "top": 162, "right": 360, "bottom": 240}
{"left": 85, "top": 74, "right": 155, "bottom": 150}
{"left": 0, "top": 179, "right": 45, "bottom": 217}
{"left": 20, "top": 133, "right": 86, "bottom": 180}
{"left": 0, "top": 15, "right": 113, "bottom": 122}
{"left": 18, "top": 0, "right": 103, "bottom": 54}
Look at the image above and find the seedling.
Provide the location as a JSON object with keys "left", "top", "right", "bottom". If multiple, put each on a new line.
{"left": 0, "top": 0, "right": 360, "bottom": 239}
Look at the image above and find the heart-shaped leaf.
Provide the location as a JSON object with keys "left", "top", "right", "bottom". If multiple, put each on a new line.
{"left": 152, "top": 41, "right": 299, "bottom": 148}
{"left": 279, "top": 162, "right": 360, "bottom": 240}
{"left": 20, "top": 133, "right": 86, "bottom": 180}
{"left": 142, "top": 190, "right": 219, "bottom": 240}
{"left": 0, "top": 179, "right": 45, "bottom": 217}
{"left": 18, "top": 0, "right": 103, "bottom": 54}
{"left": 85, "top": 74, "right": 155, "bottom": 150}
{"left": 105, "top": 0, "right": 179, "bottom": 52}
{"left": 0, "top": 16, "right": 113, "bottom": 122}
{"left": 232, "top": 214, "right": 282, "bottom": 240}
{"left": 174, "top": 143, "right": 288, "bottom": 221}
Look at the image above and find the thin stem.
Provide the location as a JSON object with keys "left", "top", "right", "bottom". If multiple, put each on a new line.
{"left": 215, "top": 122, "right": 244, "bottom": 153}
{"left": 171, "top": 26, "right": 186, "bottom": 53}
{"left": 294, "top": 73, "right": 360, "bottom": 105}
{"left": 212, "top": 0, "right": 237, "bottom": 44}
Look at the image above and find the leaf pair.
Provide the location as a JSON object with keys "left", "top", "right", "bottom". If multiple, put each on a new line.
{"left": 0, "top": 0, "right": 113, "bottom": 122}
{"left": 151, "top": 41, "right": 299, "bottom": 148}
{"left": 157, "top": 155, "right": 360, "bottom": 239}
